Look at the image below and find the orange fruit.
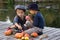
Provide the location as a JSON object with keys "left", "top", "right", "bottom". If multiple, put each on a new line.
{"left": 24, "top": 33, "right": 30, "bottom": 37}
{"left": 21, "top": 32, "right": 25, "bottom": 35}
{"left": 15, "top": 33, "right": 23, "bottom": 39}
{"left": 31, "top": 32, "right": 38, "bottom": 37}
{"left": 4, "top": 29, "right": 12, "bottom": 36}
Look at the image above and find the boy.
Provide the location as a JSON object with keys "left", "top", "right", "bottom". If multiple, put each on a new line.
{"left": 10, "top": 5, "right": 27, "bottom": 33}
{"left": 24, "top": 3, "right": 44, "bottom": 35}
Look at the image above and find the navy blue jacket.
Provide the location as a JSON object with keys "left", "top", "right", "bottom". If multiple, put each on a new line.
{"left": 33, "top": 12, "right": 44, "bottom": 29}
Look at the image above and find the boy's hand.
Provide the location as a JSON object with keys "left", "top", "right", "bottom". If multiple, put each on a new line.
{"left": 18, "top": 26, "right": 22, "bottom": 30}
{"left": 15, "top": 23, "right": 22, "bottom": 30}
{"left": 24, "top": 24, "right": 27, "bottom": 27}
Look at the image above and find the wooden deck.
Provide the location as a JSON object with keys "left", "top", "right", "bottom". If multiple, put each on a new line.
{"left": 0, "top": 23, "right": 60, "bottom": 40}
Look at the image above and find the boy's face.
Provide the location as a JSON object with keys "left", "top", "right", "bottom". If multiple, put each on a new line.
{"left": 16, "top": 9, "right": 24, "bottom": 17}
{"left": 29, "top": 10, "right": 35, "bottom": 15}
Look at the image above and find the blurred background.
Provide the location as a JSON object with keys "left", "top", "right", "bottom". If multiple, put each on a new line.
{"left": 0, "top": 0, "right": 60, "bottom": 28}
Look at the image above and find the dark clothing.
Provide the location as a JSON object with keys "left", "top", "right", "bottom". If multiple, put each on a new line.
{"left": 13, "top": 16, "right": 26, "bottom": 30}
{"left": 33, "top": 12, "right": 44, "bottom": 29}
{"left": 13, "top": 16, "right": 26, "bottom": 26}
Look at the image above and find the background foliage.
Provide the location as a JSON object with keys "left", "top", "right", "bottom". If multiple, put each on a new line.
{"left": 0, "top": 0, "right": 60, "bottom": 28}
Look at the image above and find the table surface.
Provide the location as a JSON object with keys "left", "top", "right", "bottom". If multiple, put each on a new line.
{"left": 0, "top": 22, "right": 60, "bottom": 40}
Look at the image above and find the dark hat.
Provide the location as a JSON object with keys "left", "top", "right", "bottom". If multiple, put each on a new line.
{"left": 28, "top": 3, "right": 39, "bottom": 11}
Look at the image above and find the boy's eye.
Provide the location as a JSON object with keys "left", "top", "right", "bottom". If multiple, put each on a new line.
{"left": 20, "top": 12, "right": 23, "bottom": 13}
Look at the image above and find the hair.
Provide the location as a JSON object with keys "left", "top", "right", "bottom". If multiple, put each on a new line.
{"left": 15, "top": 8, "right": 26, "bottom": 12}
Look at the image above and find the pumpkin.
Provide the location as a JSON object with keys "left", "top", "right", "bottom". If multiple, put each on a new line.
{"left": 24, "top": 33, "right": 30, "bottom": 37}
{"left": 31, "top": 32, "right": 38, "bottom": 37}
{"left": 4, "top": 29, "right": 12, "bottom": 36}
{"left": 15, "top": 33, "right": 23, "bottom": 39}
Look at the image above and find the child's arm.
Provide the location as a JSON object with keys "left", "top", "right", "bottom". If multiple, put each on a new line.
{"left": 13, "top": 16, "right": 22, "bottom": 29}
{"left": 30, "top": 20, "right": 33, "bottom": 23}
{"left": 15, "top": 23, "right": 22, "bottom": 30}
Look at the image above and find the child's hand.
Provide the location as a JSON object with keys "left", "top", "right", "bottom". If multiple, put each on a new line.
{"left": 18, "top": 26, "right": 22, "bottom": 30}
{"left": 24, "top": 24, "right": 27, "bottom": 27}
{"left": 15, "top": 23, "right": 22, "bottom": 30}
{"left": 25, "top": 16, "right": 30, "bottom": 21}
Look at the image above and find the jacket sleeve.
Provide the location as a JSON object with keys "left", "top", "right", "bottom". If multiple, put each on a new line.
{"left": 13, "top": 16, "right": 18, "bottom": 24}
{"left": 33, "top": 16, "right": 39, "bottom": 27}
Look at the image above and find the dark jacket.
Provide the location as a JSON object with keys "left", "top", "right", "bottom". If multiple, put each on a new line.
{"left": 13, "top": 16, "right": 26, "bottom": 26}
{"left": 33, "top": 12, "right": 45, "bottom": 29}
